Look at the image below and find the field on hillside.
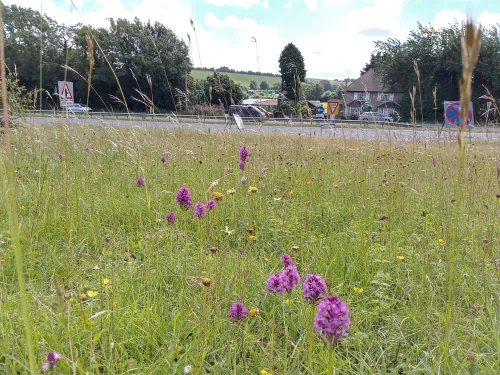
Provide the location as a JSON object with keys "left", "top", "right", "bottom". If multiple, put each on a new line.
{"left": 190, "top": 69, "right": 342, "bottom": 88}
{"left": 1, "top": 124, "right": 499, "bottom": 374}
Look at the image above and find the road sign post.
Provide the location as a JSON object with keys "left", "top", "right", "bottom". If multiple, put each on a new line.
{"left": 57, "top": 81, "right": 74, "bottom": 108}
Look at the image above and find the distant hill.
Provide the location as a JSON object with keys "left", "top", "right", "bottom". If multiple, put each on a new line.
{"left": 190, "top": 69, "right": 345, "bottom": 89}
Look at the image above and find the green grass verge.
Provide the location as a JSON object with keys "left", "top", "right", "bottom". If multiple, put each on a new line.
{"left": 0, "top": 124, "right": 498, "bottom": 374}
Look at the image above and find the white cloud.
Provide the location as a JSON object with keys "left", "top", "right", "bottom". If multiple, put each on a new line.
{"left": 433, "top": 9, "right": 500, "bottom": 29}
{"left": 202, "top": 0, "right": 261, "bottom": 8}
{"left": 304, "top": 0, "right": 318, "bottom": 10}
{"left": 262, "top": 0, "right": 269, "bottom": 8}
{"left": 284, "top": 2, "right": 293, "bottom": 8}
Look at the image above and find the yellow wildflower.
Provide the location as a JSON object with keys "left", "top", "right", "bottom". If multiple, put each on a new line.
{"left": 353, "top": 287, "right": 364, "bottom": 295}
{"left": 213, "top": 192, "right": 224, "bottom": 201}
{"left": 290, "top": 187, "right": 297, "bottom": 195}
{"left": 202, "top": 278, "right": 211, "bottom": 287}
{"left": 333, "top": 184, "right": 339, "bottom": 188}
{"left": 102, "top": 278, "right": 110, "bottom": 285}
{"left": 87, "top": 290, "right": 99, "bottom": 298}
{"left": 69, "top": 297, "right": 75, "bottom": 303}
{"left": 286, "top": 298, "right": 291, "bottom": 306}
{"left": 226, "top": 188, "right": 236, "bottom": 195}
{"left": 397, "top": 256, "right": 405, "bottom": 261}
{"left": 249, "top": 308, "right": 259, "bottom": 318}
{"left": 248, "top": 186, "right": 258, "bottom": 193}
{"left": 249, "top": 235, "right": 257, "bottom": 240}
{"left": 261, "top": 370, "right": 272, "bottom": 375}
{"left": 438, "top": 239, "right": 445, "bottom": 244}
{"left": 9, "top": 244, "right": 14, "bottom": 249}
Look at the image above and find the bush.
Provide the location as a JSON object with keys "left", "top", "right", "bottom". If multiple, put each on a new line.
{"left": 191, "top": 104, "right": 225, "bottom": 116}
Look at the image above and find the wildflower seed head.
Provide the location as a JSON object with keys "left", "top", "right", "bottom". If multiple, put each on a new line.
{"left": 227, "top": 302, "right": 248, "bottom": 320}
{"left": 207, "top": 199, "right": 216, "bottom": 211}
{"left": 209, "top": 246, "right": 218, "bottom": 254}
{"left": 282, "top": 253, "right": 293, "bottom": 267}
{"left": 266, "top": 273, "right": 284, "bottom": 294}
{"left": 166, "top": 211, "right": 177, "bottom": 224}
{"left": 136, "top": 176, "right": 145, "bottom": 187}
{"left": 303, "top": 274, "right": 327, "bottom": 304}
{"left": 176, "top": 186, "right": 193, "bottom": 210}
{"left": 314, "top": 296, "right": 351, "bottom": 344}
{"left": 194, "top": 203, "right": 207, "bottom": 218}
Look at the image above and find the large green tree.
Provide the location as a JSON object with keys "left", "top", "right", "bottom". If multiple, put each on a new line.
{"left": 372, "top": 22, "right": 500, "bottom": 121}
{"left": 278, "top": 43, "right": 306, "bottom": 101}
{"left": 204, "top": 72, "right": 244, "bottom": 109}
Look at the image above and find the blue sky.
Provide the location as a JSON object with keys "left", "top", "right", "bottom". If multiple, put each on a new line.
{"left": 7, "top": 0, "right": 500, "bottom": 79}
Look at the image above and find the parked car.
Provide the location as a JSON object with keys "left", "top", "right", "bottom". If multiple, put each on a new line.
{"left": 66, "top": 103, "right": 92, "bottom": 113}
{"left": 359, "top": 112, "right": 393, "bottom": 122}
{"left": 228, "top": 105, "right": 266, "bottom": 121}
{"left": 255, "top": 106, "right": 272, "bottom": 118}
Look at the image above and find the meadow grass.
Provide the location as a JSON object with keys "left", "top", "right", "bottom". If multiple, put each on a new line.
{"left": 0, "top": 123, "right": 499, "bottom": 374}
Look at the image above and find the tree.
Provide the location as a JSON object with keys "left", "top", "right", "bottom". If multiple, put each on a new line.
{"left": 319, "top": 79, "right": 332, "bottom": 91}
{"left": 260, "top": 81, "right": 269, "bottom": 90}
{"left": 360, "top": 52, "right": 380, "bottom": 75}
{"left": 279, "top": 43, "right": 306, "bottom": 101}
{"left": 205, "top": 72, "right": 244, "bottom": 109}
{"left": 249, "top": 80, "right": 258, "bottom": 90}
{"left": 372, "top": 21, "right": 500, "bottom": 121}
{"left": 272, "top": 82, "right": 281, "bottom": 91}
{"left": 304, "top": 83, "right": 324, "bottom": 100}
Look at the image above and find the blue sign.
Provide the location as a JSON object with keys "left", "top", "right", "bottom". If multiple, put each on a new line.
{"left": 317, "top": 106, "right": 324, "bottom": 114}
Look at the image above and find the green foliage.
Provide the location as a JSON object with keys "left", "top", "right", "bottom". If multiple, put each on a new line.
{"left": 319, "top": 79, "right": 332, "bottom": 91}
{"left": 373, "top": 22, "right": 500, "bottom": 122}
{"left": 279, "top": 43, "right": 306, "bottom": 101}
{"left": 1, "top": 125, "right": 499, "bottom": 373}
{"left": 259, "top": 81, "right": 269, "bottom": 90}
{"left": 191, "top": 70, "right": 282, "bottom": 89}
{"left": 0, "top": 72, "right": 34, "bottom": 119}
{"left": 3, "top": 5, "right": 192, "bottom": 111}
{"left": 304, "top": 83, "right": 324, "bottom": 101}
{"left": 204, "top": 72, "right": 244, "bottom": 109}
{"left": 249, "top": 80, "right": 258, "bottom": 90}
{"left": 272, "top": 82, "right": 281, "bottom": 91}
{"left": 320, "top": 88, "right": 342, "bottom": 102}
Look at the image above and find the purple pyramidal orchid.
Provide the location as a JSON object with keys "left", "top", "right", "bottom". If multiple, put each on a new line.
{"left": 176, "top": 186, "right": 193, "bottom": 210}
{"left": 227, "top": 302, "right": 248, "bottom": 320}
{"left": 302, "top": 274, "right": 327, "bottom": 304}
{"left": 136, "top": 176, "right": 145, "bottom": 187}
{"left": 314, "top": 296, "right": 351, "bottom": 346}
{"left": 42, "top": 351, "right": 62, "bottom": 372}
{"left": 194, "top": 202, "right": 206, "bottom": 218}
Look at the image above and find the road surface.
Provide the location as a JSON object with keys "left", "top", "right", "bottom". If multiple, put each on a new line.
{"left": 28, "top": 116, "right": 500, "bottom": 142}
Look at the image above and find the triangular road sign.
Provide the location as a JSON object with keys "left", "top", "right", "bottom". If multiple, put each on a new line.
{"left": 61, "top": 82, "right": 73, "bottom": 100}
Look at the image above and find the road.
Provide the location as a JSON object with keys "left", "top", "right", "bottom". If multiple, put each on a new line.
{"left": 29, "top": 116, "right": 500, "bottom": 142}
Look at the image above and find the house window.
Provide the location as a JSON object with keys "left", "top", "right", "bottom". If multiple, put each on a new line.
{"left": 353, "top": 92, "right": 369, "bottom": 101}
{"left": 377, "top": 93, "right": 394, "bottom": 102}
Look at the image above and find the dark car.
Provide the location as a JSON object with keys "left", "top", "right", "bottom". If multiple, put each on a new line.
{"left": 228, "top": 105, "right": 266, "bottom": 121}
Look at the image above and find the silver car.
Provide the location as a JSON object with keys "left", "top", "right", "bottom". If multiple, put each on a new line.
{"left": 359, "top": 112, "right": 393, "bottom": 122}
{"left": 66, "top": 103, "right": 92, "bottom": 113}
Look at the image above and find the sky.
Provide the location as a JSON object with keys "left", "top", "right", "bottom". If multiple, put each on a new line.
{"left": 5, "top": 0, "right": 500, "bottom": 79}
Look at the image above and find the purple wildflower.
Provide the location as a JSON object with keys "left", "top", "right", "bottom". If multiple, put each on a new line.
{"left": 58, "top": 152, "right": 64, "bottom": 160}
{"left": 266, "top": 273, "right": 284, "bottom": 294}
{"left": 282, "top": 253, "right": 294, "bottom": 268}
{"left": 227, "top": 302, "right": 248, "bottom": 320}
{"left": 261, "top": 167, "right": 268, "bottom": 174}
{"left": 194, "top": 202, "right": 206, "bottom": 218}
{"left": 239, "top": 146, "right": 250, "bottom": 163}
{"left": 314, "top": 296, "right": 351, "bottom": 345}
{"left": 166, "top": 212, "right": 176, "bottom": 224}
{"left": 239, "top": 161, "right": 245, "bottom": 170}
{"left": 42, "top": 351, "right": 62, "bottom": 372}
{"left": 207, "top": 200, "right": 216, "bottom": 211}
{"left": 280, "top": 265, "right": 300, "bottom": 292}
{"left": 176, "top": 186, "right": 193, "bottom": 210}
{"left": 161, "top": 157, "right": 166, "bottom": 163}
{"left": 85, "top": 146, "right": 90, "bottom": 153}
{"left": 303, "top": 274, "right": 327, "bottom": 304}
{"left": 136, "top": 176, "right": 145, "bottom": 187}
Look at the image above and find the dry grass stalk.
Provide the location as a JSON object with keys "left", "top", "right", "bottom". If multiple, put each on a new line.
{"left": 480, "top": 86, "right": 500, "bottom": 124}
{"left": 409, "top": 86, "right": 417, "bottom": 125}
{"left": 414, "top": 60, "right": 423, "bottom": 124}
{"left": 432, "top": 85, "right": 437, "bottom": 125}
{"left": 458, "top": 19, "right": 481, "bottom": 153}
